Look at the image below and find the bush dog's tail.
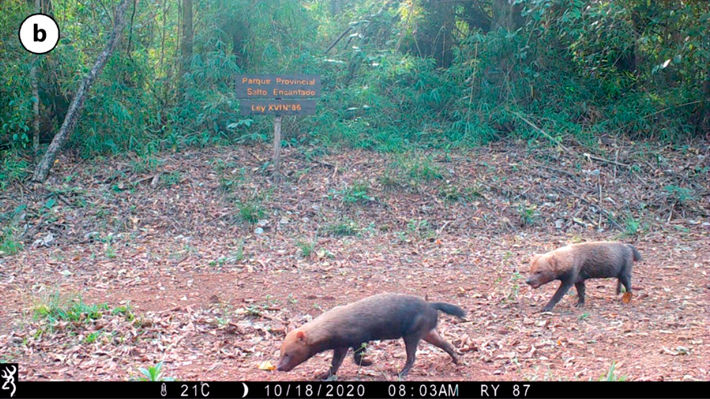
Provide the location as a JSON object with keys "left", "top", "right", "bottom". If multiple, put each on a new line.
{"left": 430, "top": 302, "right": 466, "bottom": 319}
{"left": 628, "top": 245, "right": 642, "bottom": 261}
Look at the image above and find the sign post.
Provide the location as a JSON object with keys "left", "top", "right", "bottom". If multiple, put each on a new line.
{"left": 235, "top": 74, "right": 321, "bottom": 180}
{"left": 272, "top": 116, "right": 282, "bottom": 179}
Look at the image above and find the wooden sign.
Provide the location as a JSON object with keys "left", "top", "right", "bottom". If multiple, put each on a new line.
{"left": 235, "top": 74, "right": 321, "bottom": 98}
{"left": 235, "top": 73, "right": 321, "bottom": 181}
{"left": 238, "top": 99, "right": 317, "bottom": 115}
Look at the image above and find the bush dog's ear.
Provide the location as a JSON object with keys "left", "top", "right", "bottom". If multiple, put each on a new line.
{"left": 549, "top": 255, "right": 558, "bottom": 269}
{"left": 296, "top": 331, "right": 306, "bottom": 341}
{"left": 531, "top": 254, "right": 541, "bottom": 263}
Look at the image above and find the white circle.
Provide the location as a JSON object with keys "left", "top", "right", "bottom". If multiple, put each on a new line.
{"left": 19, "top": 14, "right": 60, "bottom": 54}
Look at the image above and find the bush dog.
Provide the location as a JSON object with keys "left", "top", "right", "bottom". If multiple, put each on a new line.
{"left": 277, "top": 293, "right": 465, "bottom": 379}
{"left": 526, "top": 241, "right": 641, "bottom": 311}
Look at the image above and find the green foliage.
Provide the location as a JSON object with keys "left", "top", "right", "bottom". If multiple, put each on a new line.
{"left": 437, "top": 182, "right": 486, "bottom": 203}
{"left": 1, "top": 0, "right": 707, "bottom": 171}
{"left": 97, "top": 233, "right": 118, "bottom": 259}
{"left": 0, "top": 152, "right": 29, "bottom": 191}
{"left": 0, "top": 2, "right": 33, "bottom": 150}
{"left": 330, "top": 181, "right": 374, "bottom": 204}
{"left": 622, "top": 215, "right": 641, "bottom": 237}
{"left": 33, "top": 293, "right": 109, "bottom": 325}
{"left": 208, "top": 243, "right": 245, "bottom": 268}
{"left": 70, "top": 57, "right": 156, "bottom": 157}
{"left": 168, "top": 46, "right": 242, "bottom": 146}
{"left": 664, "top": 185, "right": 695, "bottom": 206}
{"left": 518, "top": 204, "right": 539, "bottom": 227}
{"left": 323, "top": 218, "right": 360, "bottom": 237}
{"left": 406, "top": 218, "right": 435, "bottom": 240}
{"left": 219, "top": 173, "right": 243, "bottom": 192}
{"left": 398, "top": 155, "right": 443, "bottom": 181}
{"left": 83, "top": 331, "right": 102, "bottom": 344}
{"left": 104, "top": 243, "right": 117, "bottom": 259}
{"left": 381, "top": 154, "right": 444, "bottom": 190}
{"left": 232, "top": 241, "right": 245, "bottom": 262}
{"left": 111, "top": 304, "right": 135, "bottom": 322}
{"left": 377, "top": 171, "right": 401, "bottom": 190}
{"left": 437, "top": 182, "right": 462, "bottom": 201}
{"left": 0, "top": 225, "right": 23, "bottom": 256}
{"left": 130, "top": 156, "right": 160, "bottom": 174}
{"left": 135, "top": 362, "right": 174, "bottom": 382}
{"left": 237, "top": 201, "right": 265, "bottom": 224}
{"left": 0, "top": 204, "right": 25, "bottom": 257}
{"left": 296, "top": 240, "right": 316, "bottom": 258}
{"left": 160, "top": 171, "right": 182, "bottom": 188}
{"left": 508, "top": 271, "right": 524, "bottom": 301}
{"left": 214, "top": 160, "right": 246, "bottom": 192}
{"left": 600, "top": 361, "right": 628, "bottom": 381}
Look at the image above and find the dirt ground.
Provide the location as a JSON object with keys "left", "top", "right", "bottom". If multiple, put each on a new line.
{"left": 1, "top": 139, "right": 708, "bottom": 381}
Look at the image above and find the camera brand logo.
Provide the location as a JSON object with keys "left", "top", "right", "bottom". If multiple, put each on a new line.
{"left": 0, "top": 364, "right": 17, "bottom": 398}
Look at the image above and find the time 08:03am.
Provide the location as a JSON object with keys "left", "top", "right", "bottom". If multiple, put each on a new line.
{"left": 388, "top": 383, "right": 460, "bottom": 398}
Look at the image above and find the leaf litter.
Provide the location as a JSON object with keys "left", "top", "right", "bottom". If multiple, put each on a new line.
{"left": 0, "top": 139, "right": 708, "bottom": 381}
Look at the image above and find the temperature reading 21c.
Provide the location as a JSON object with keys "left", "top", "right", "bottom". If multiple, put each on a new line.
{"left": 180, "top": 382, "right": 210, "bottom": 397}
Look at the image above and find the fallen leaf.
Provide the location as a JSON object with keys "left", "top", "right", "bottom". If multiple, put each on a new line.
{"left": 258, "top": 361, "right": 276, "bottom": 371}
{"left": 622, "top": 292, "right": 632, "bottom": 304}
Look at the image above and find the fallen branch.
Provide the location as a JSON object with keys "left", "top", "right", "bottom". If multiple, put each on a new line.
{"left": 538, "top": 164, "right": 578, "bottom": 178}
{"left": 583, "top": 152, "right": 630, "bottom": 168}
{"left": 514, "top": 111, "right": 635, "bottom": 171}
{"left": 325, "top": 26, "right": 352, "bottom": 54}
{"left": 511, "top": 111, "right": 571, "bottom": 152}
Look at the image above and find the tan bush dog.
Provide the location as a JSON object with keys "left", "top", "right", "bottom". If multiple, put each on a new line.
{"left": 526, "top": 241, "right": 642, "bottom": 312}
{"left": 277, "top": 293, "right": 465, "bottom": 379}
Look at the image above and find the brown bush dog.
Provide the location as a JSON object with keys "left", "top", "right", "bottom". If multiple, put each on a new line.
{"left": 277, "top": 293, "right": 465, "bottom": 379}
{"left": 526, "top": 241, "right": 642, "bottom": 312}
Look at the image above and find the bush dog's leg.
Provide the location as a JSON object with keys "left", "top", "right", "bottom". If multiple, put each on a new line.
{"left": 423, "top": 330, "right": 458, "bottom": 364}
{"left": 329, "top": 347, "right": 348, "bottom": 375}
{"left": 619, "top": 274, "right": 632, "bottom": 295}
{"left": 319, "top": 347, "right": 348, "bottom": 380}
{"left": 542, "top": 280, "right": 573, "bottom": 312}
{"left": 574, "top": 282, "right": 586, "bottom": 307}
{"left": 352, "top": 344, "right": 372, "bottom": 366}
{"left": 399, "top": 334, "right": 423, "bottom": 378}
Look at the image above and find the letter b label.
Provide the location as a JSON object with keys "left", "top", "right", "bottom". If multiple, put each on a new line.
{"left": 19, "top": 14, "right": 59, "bottom": 54}
{"left": 34, "top": 23, "right": 47, "bottom": 41}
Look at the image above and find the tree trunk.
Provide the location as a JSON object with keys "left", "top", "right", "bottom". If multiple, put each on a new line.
{"left": 31, "top": 61, "right": 39, "bottom": 155}
{"left": 330, "top": 0, "right": 344, "bottom": 16}
{"left": 30, "top": 0, "right": 40, "bottom": 155}
{"left": 32, "top": 0, "right": 132, "bottom": 182}
{"left": 126, "top": 0, "right": 137, "bottom": 57}
{"left": 461, "top": 1, "right": 491, "bottom": 33}
{"left": 417, "top": 0, "right": 456, "bottom": 67}
{"left": 492, "top": 0, "right": 523, "bottom": 32}
{"left": 180, "top": 0, "right": 193, "bottom": 84}
{"left": 702, "top": 74, "right": 710, "bottom": 136}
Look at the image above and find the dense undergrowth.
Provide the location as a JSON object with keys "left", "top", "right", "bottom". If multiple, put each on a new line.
{"left": 1, "top": 1, "right": 708, "bottom": 184}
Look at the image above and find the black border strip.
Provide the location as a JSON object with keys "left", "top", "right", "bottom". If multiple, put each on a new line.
{"left": 7, "top": 381, "right": 708, "bottom": 399}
